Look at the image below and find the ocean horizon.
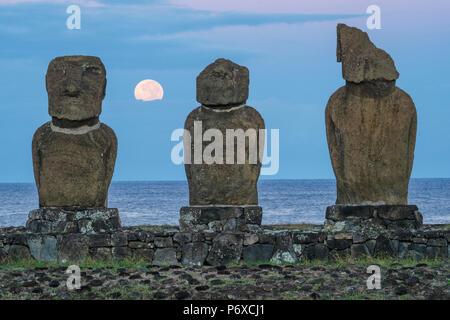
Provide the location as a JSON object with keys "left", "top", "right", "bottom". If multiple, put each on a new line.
{"left": 0, "top": 178, "right": 449, "bottom": 227}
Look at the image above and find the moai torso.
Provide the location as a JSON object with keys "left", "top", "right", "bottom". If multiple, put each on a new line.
{"left": 32, "top": 56, "right": 117, "bottom": 208}
{"left": 184, "top": 59, "right": 265, "bottom": 205}
{"left": 325, "top": 24, "right": 417, "bottom": 205}
{"left": 33, "top": 122, "right": 116, "bottom": 207}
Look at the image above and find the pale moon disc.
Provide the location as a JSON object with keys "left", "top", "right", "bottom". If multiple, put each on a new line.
{"left": 134, "top": 79, "right": 164, "bottom": 101}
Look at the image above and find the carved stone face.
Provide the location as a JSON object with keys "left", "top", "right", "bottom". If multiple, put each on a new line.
{"left": 46, "top": 56, "right": 106, "bottom": 121}
{"left": 196, "top": 58, "right": 249, "bottom": 107}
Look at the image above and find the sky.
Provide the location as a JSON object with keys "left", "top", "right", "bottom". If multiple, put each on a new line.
{"left": 0, "top": 0, "right": 449, "bottom": 182}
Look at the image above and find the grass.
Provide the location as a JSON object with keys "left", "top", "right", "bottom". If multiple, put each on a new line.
{"left": 433, "top": 224, "right": 450, "bottom": 231}
{"left": 342, "top": 294, "right": 367, "bottom": 300}
{"left": 280, "top": 292, "right": 296, "bottom": 300}
{"left": 0, "top": 256, "right": 153, "bottom": 271}
{"left": 232, "top": 255, "right": 446, "bottom": 269}
{"left": 264, "top": 224, "right": 321, "bottom": 231}
{"left": 0, "top": 254, "right": 447, "bottom": 300}
{"left": 311, "top": 255, "right": 446, "bottom": 269}
{"left": 0, "top": 255, "right": 447, "bottom": 271}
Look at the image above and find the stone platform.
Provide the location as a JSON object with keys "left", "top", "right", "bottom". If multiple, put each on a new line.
{"left": 26, "top": 208, "right": 122, "bottom": 234}
{"left": 1, "top": 223, "right": 448, "bottom": 265}
{"left": 179, "top": 206, "right": 262, "bottom": 232}
{"left": 325, "top": 205, "right": 423, "bottom": 232}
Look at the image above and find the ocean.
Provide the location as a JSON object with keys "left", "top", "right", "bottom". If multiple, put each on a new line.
{"left": 0, "top": 179, "right": 449, "bottom": 227}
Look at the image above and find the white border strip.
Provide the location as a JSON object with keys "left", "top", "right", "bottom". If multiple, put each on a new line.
{"left": 202, "top": 104, "right": 246, "bottom": 112}
{"left": 51, "top": 122, "right": 100, "bottom": 135}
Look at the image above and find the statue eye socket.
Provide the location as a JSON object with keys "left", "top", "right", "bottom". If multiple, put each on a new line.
{"left": 212, "top": 71, "right": 229, "bottom": 80}
{"left": 53, "top": 65, "right": 66, "bottom": 75}
{"left": 84, "top": 66, "right": 102, "bottom": 74}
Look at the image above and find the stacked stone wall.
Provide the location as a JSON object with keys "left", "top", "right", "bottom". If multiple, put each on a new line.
{"left": 1, "top": 225, "right": 448, "bottom": 265}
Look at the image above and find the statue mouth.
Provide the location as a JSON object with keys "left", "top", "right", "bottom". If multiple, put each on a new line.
{"left": 52, "top": 116, "right": 99, "bottom": 129}
{"left": 55, "top": 94, "right": 99, "bottom": 108}
{"left": 56, "top": 91, "right": 98, "bottom": 100}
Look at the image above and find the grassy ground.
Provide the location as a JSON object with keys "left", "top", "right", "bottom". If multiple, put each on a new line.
{"left": 0, "top": 255, "right": 447, "bottom": 300}
{"left": 0, "top": 255, "right": 445, "bottom": 271}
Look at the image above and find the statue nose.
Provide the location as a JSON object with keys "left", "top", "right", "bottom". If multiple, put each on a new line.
{"left": 64, "top": 82, "right": 80, "bottom": 97}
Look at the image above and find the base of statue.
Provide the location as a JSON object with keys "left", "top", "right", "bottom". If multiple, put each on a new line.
{"left": 179, "top": 206, "right": 262, "bottom": 232}
{"left": 325, "top": 204, "right": 423, "bottom": 232}
{"left": 26, "top": 207, "right": 122, "bottom": 234}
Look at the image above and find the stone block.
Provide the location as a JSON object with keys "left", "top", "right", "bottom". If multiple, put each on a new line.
{"left": 427, "top": 238, "right": 447, "bottom": 247}
{"left": 303, "top": 244, "right": 329, "bottom": 261}
{"left": 180, "top": 206, "right": 262, "bottom": 232}
{"left": 425, "top": 246, "right": 447, "bottom": 259}
{"left": 398, "top": 241, "right": 412, "bottom": 259}
{"left": 374, "top": 234, "right": 395, "bottom": 257}
{"left": 243, "top": 244, "right": 274, "bottom": 263}
{"left": 292, "top": 231, "right": 324, "bottom": 244}
{"left": 243, "top": 233, "right": 259, "bottom": 246}
{"left": 112, "top": 246, "right": 131, "bottom": 260}
{"left": 57, "top": 234, "right": 89, "bottom": 263}
{"left": 325, "top": 205, "right": 422, "bottom": 230}
{"left": 26, "top": 208, "right": 121, "bottom": 234}
{"left": 8, "top": 245, "right": 31, "bottom": 260}
{"left": 326, "top": 239, "right": 352, "bottom": 250}
{"left": 133, "top": 249, "right": 154, "bottom": 262}
{"left": 153, "top": 248, "right": 179, "bottom": 266}
{"left": 154, "top": 237, "right": 173, "bottom": 248}
{"left": 111, "top": 232, "right": 128, "bottom": 247}
{"left": 351, "top": 244, "right": 370, "bottom": 258}
{"left": 88, "top": 234, "right": 112, "bottom": 247}
{"left": 182, "top": 242, "right": 209, "bottom": 267}
{"left": 174, "top": 232, "right": 192, "bottom": 245}
{"left": 27, "top": 235, "right": 57, "bottom": 262}
{"left": 89, "top": 247, "right": 112, "bottom": 260}
{"left": 129, "top": 241, "right": 153, "bottom": 249}
{"left": 271, "top": 232, "right": 297, "bottom": 264}
{"left": 206, "top": 233, "right": 243, "bottom": 266}
{"left": 243, "top": 207, "right": 263, "bottom": 225}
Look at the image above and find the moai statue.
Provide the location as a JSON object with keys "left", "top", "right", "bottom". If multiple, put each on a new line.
{"left": 325, "top": 24, "right": 422, "bottom": 230}
{"left": 26, "top": 56, "right": 121, "bottom": 234}
{"left": 180, "top": 58, "right": 265, "bottom": 232}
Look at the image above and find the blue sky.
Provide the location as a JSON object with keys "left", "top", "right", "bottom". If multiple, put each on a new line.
{"left": 0, "top": 0, "right": 449, "bottom": 182}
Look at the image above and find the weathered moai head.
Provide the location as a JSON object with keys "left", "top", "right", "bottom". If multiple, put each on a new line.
{"left": 337, "top": 23, "right": 399, "bottom": 83}
{"left": 337, "top": 24, "right": 399, "bottom": 97}
{"left": 325, "top": 24, "right": 417, "bottom": 205}
{"left": 196, "top": 58, "right": 249, "bottom": 107}
{"left": 46, "top": 56, "right": 106, "bottom": 121}
{"left": 184, "top": 58, "right": 265, "bottom": 206}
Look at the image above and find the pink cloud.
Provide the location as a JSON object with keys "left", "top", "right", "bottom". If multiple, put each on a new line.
{"left": 168, "top": 0, "right": 450, "bottom": 14}
{"left": 0, "top": 0, "right": 105, "bottom": 7}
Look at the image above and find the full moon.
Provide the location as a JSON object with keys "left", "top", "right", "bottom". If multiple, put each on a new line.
{"left": 134, "top": 79, "right": 164, "bottom": 101}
